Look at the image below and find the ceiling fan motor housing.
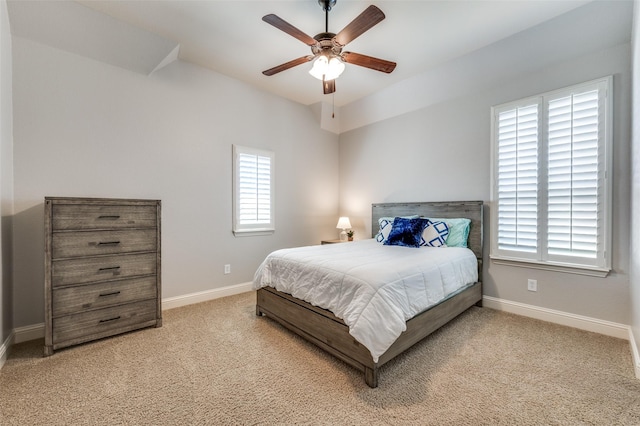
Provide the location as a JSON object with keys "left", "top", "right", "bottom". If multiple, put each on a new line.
{"left": 312, "top": 32, "right": 343, "bottom": 58}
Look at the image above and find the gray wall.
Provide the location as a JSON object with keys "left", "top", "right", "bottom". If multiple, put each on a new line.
{"left": 0, "top": 0, "right": 13, "bottom": 349}
{"left": 631, "top": 0, "right": 640, "bottom": 371}
{"left": 338, "top": 4, "right": 632, "bottom": 325}
{"left": 11, "top": 37, "right": 340, "bottom": 328}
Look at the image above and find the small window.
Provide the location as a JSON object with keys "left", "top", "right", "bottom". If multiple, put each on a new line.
{"left": 490, "top": 76, "right": 612, "bottom": 276}
{"left": 232, "top": 145, "right": 274, "bottom": 236}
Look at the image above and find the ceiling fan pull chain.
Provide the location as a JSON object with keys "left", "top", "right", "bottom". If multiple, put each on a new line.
{"left": 332, "top": 93, "right": 335, "bottom": 119}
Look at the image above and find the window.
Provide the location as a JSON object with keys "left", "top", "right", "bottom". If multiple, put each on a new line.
{"left": 233, "top": 145, "right": 274, "bottom": 236}
{"left": 490, "top": 76, "right": 612, "bottom": 276}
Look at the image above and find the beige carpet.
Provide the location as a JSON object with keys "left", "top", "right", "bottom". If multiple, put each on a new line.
{"left": 1, "top": 291, "right": 639, "bottom": 425}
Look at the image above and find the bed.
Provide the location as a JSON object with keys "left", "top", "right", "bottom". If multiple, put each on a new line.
{"left": 254, "top": 201, "right": 483, "bottom": 387}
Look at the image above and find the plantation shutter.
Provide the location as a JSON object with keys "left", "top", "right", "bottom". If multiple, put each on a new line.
{"left": 233, "top": 145, "right": 274, "bottom": 235}
{"left": 496, "top": 103, "right": 539, "bottom": 254}
{"left": 238, "top": 153, "right": 271, "bottom": 224}
{"left": 491, "top": 76, "right": 611, "bottom": 275}
{"left": 547, "top": 89, "right": 601, "bottom": 260}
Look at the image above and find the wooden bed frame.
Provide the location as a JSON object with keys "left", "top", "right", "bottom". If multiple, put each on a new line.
{"left": 256, "top": 201, "right": 483, "bottom": 387}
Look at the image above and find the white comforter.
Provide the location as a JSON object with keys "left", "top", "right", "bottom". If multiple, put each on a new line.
{"left": 253, "top": 239, "right": 478, "bottom": 362}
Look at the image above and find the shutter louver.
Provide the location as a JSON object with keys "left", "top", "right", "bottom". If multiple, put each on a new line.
{"left": 547, "top": 90, "right": 600, "bottom": 259}
{"left": 497, "top": 104, "right": 538, "bottom": 253}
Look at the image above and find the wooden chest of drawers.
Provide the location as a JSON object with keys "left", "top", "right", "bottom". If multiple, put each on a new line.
{"left": 44, "top": 197, "right": 161, "bottom": 356}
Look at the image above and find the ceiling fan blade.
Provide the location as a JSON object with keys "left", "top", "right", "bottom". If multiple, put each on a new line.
{"left": 342, "top": 52, "right": 396, "bottom": 74}
{"left": 323, "top": 79, "right": 336, "bottom": 94}
{"left": 262, "top": 14, "right": 317, "bottom": 46}
{"left": 263, "top": 56, "right": 314, "bottom": 76}
{"left": 334, "top": 5, "right": 385, "bottom": 47}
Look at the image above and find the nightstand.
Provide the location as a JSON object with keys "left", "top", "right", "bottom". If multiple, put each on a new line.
{"left": 321, "top": 239, "right": 347, "bottom": 244}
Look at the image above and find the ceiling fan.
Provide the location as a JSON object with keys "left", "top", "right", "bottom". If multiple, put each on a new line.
{"left": 261, "top": 0, "right": 397, "bottom": 95}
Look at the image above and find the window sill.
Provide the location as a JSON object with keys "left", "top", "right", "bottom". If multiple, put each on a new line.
{"left": 489, "top": 255, "right": 610, "bottom": 278}
{"left": 233, "top": 229, "right": 274, "bottom": 237}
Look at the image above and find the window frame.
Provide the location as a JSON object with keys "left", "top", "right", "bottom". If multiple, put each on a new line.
{"left": 232, "top": 144, "right": 275, "bottom": 237}
{"left": 490, "top": 76, "right": 612, "bottom": 277}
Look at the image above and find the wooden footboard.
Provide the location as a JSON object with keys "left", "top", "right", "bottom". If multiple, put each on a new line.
{"left": 256, "top": 281, "right": 482, "bottom": 387}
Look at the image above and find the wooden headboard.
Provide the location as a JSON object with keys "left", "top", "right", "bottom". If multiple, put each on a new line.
{"left": 371, "top": 201, "right": 484, "bottom": 277}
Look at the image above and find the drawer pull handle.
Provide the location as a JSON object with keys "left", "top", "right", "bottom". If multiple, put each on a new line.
{"left": 97, "top": 241, "right": 121, "bottom": 246}
{"left": 97, "top": 215, "right": 121, "bottom": 220}
{"left": 98, "top": 291, "right": 121, "bottom": 297}
{"left": 99, "top": 316, "right": 121, "bottom": 324}
{"left": 98, "top": 266, "right": 121, "bottom": 272}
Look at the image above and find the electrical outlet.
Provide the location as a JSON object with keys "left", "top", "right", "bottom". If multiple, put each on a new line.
{"left": 527, "top": 279, "right": 537, "bottom": 292}
{"left": 224, "top": 264, "right": 231, "bottom": 275}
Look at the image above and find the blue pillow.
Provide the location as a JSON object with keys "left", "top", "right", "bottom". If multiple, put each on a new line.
{"left": 384, "top": 217, "right": 429, "bottom": 248}
{"left": 375, "top": 215, "right": 419, "bottom": 243}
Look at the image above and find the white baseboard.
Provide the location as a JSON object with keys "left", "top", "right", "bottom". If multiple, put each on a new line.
{"left": 10, "top": 282, "right": 256, "bottom": 345}
{"left": 14, "top": 322, "right": 44, "bottom": 344}
{"left": 162, "top": 281, "right": 253, "bottom": 310}
{"left": 630, "top": 329, "right": 640, "bottom": 380}
{"left": 0, "top": 331, "right": 14, "bottom": 372}
{"left": 482, "top": 296, "right": 630, "bottom": 340}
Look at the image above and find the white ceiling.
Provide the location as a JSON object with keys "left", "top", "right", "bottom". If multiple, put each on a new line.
{"left": 7, "top": 0, "right": 595, "bottom": 107}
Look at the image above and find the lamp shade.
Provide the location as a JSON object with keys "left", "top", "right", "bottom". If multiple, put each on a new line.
{"left": 336, "top": 216, "right": 352, "bottom": 230}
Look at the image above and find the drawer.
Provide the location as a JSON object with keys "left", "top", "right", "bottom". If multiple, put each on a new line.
{"left": 52, "top": 229, "right": 157, "bottom": 259}
{"left": 52, "top": 252, "right": 156, "bottom": 287}
{"left": 52, "top": 299, "right": 157, "bottom": 345}
{"left": 52, "top": 204, "right": 157, "bottom": 230}
{"left": 52, "top": 276, "right": 157, "bottom": 317}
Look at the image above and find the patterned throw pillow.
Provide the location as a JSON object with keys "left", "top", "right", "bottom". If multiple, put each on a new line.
{"left": 375, "top": 217, "right": 395, "bottom": 243}
{"left": 384, "top": 217, "right": 430, "bottom": 248}
{"left": 420, "top": 220, "right": 449, "bottom": 247}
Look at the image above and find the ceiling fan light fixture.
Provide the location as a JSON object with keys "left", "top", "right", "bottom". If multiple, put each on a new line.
{"left": 309, "top": 56, "right": 345, "bottom": 81}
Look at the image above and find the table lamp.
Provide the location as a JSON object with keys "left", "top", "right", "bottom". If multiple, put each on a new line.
{"left": 336, "top": 216, "right": 352, "bottom": 241}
